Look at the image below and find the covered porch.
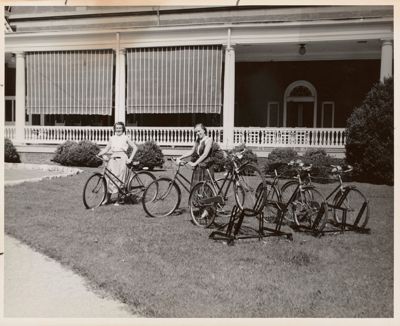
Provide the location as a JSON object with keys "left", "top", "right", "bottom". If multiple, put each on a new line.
{"left": 3, "top": 6, "right": 393, "bottom": 153}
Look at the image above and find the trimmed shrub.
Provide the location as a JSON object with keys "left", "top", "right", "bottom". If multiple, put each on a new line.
{"left": 263, "top": 148, "right": 299, "bottom": 176}
{"left": 262, "top": 147, "right": 344, "bottom": 182}
{"left": 52, "top": 140, "right": 102, "bottom": 167}
{"left": 345, "top": 77, "right": 393, "bottom": 185}
{"left": 5, "top": 138, "right": 21, "bottom": 163}
{"left": 212, "top": 143, "right": 258, "bottom": 172}
{"left": 302, "top": 148, "right": 344, "bottom": 182}
{"left": 132, "top": 141, "right": 164, "bottom": 170}
{"left": 231, "top": 143, "right": 258, "bottom": 165}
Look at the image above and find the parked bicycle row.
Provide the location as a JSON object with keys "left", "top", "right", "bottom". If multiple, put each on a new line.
{"left": 82, "top": 122, "right": 370, "bottom": 243}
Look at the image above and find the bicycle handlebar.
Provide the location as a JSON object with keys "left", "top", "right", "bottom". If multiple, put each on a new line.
{"left": 96, "top": 154, "right": 140, "bottom": 167}
{"left": 168, "top": 157, "right": 189, "bottom": 166}
{"left": 288, "top": 160, "right": 312, "bottom": 172}
{"left": 330, "top": 165, "right": 353, "bottom": 174}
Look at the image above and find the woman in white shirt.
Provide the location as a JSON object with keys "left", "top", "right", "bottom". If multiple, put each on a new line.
{"left": 98, "top": 122, "right": 137, "bottom": 205}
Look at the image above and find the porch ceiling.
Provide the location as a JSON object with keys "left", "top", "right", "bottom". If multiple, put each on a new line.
{"left": 235, "top": 39, "right": 382, "bottom": 62}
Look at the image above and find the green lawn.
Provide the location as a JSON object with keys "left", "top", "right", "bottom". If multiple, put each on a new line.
{"left": 4, "top": 166, "right": 393, "bottom": 317}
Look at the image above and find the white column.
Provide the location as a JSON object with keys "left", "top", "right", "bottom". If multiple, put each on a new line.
{"left": 114, "top": 48, "right": 126, "bottom": 125}
{"left": 380, "top": 39, "right": 393, "bottom": 82}
{"left": 15, "top": 51, "right": 26, "bottom": 144}
{"left": 222, "top": 44, "right": 235, "bottom": 149}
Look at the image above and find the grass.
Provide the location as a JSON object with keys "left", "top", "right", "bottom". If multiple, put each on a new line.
{"left": 4, "top": 164, "right": 393, "bottom": 317}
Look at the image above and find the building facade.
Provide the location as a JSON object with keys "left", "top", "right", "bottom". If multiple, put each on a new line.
{"left": 3, "top": 5, "right": 394, "bottom": 151}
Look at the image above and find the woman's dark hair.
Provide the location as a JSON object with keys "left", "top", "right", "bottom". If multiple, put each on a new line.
{"left": 194, "top": 123, "right": 207, "bottom": 133}
{"left": 113, "top": 122, "right": 126, "bottom": 133}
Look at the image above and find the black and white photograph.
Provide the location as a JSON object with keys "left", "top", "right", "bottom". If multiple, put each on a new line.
{"left": 1, "top": 0, "right": 397, "bottom": 323}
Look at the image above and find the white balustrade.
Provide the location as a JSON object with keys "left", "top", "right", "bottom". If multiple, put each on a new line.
{"left": 4, "top": 126, "right": 345, "bottom": 149}
{"left": 233, "top": 127, "right": 346, "bottom": 148}
{"left": 5, "top": 126, "right": 16, "bottom": 140}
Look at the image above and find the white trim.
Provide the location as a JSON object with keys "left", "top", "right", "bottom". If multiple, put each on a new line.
{"left": 5, "top": 17, "right": 392, "bottom": 52}
{"left": 380, "top": 39, "right": 393, "bottom": 81}
{"left": 283, "top": 80, "right": 317, "bottom": 128}
{"left": 321, "top": 101, "right": 335, "bottom": 128}
{"left": 222, "top": 41, "right": 235, "bottom": 148}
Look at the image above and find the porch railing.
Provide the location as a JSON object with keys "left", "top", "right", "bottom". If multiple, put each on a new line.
{"left": 5, "top": 126, "right": 16, "bottom": 140}
{"left": 4, "top": 126, "right": 346, "bottom": 148}
{"left": 234, "top": 127, "right": 346, "bottom": 148}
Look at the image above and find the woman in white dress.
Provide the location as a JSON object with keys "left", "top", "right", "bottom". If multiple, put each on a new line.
{"left": 97, "top": 122, "right": 137, "bottom": 205}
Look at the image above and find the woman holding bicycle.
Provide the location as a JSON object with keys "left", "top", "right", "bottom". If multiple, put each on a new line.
{"left": 97, "top": 122, "right": 137, "bottom": 205}
{"left": 176, "top": 123, "right": 223, "bottom": 188}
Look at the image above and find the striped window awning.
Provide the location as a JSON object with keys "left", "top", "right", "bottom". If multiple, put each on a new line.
{"left": 126, "top": 45, "right": 223, "bottom": 114}
{"left": 26, "top": 50, "right": 114, "bottom": 115}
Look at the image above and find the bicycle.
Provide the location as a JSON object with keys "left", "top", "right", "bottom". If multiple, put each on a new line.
{"left": 261, "top": 168, "right": 292, "bottom": 224}
{"left": 188, "top": 151, "right": 265, "bottom": 228}
{"left": 281, "top": 163, "right": 370, "bottom": 231}
{"left": 142, "top": 158, "right": 192, "bottom": 217}
{"left": 268, "top": 161, "right": 328, "bottom": 234}
{"left": 83, "top": 155, "right": 156, "bottom": 209}
{"left": 323, "top": 165, "right": 370, "bottom": 231}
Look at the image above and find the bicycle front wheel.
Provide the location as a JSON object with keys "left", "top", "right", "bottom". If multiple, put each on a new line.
{"left": 189, "top": 181, "right": 217, "bottom": 228}
{"left": 142, "top": 177, "right": 181, "bottom": 217}
{"left": 83, "top": 173, "right": 107, "bottom": 209}
{"left": 333, "top": 188, "right": 369, "bottom": 228}
{"left": 235, "top": 164, "right": 265, "bottom": 213}
{"left": 128, "top": 171, "right": 156, "bottom": 202}
{"left": 295, "top": 187, "right": 328, "bottom": 232}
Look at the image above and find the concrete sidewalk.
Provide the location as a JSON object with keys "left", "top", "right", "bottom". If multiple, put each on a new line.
{"left": 4, "top": 235, "right": 138, "bottom": 318}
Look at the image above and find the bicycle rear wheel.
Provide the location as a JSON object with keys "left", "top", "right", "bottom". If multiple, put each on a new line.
{"left": 333, "top": 188, "right": 369, "bottom": 228}
{"left": 142, "top": 177, "right": 181, "bottom": 217}
{"left": 280, "top": 180, "right": 300, "bottom": 223}
{"left": 83, "top": 173, "right": 107, "bottom": 209}
{"left": 235, "top": 164, "right": 265, "bottom": 213}
{"left": 128, "top": 171, "right": 156, "bottom": 202}
{"left": 294, "top": 187, "right": 328, "bottom": 232}
{"left": 189, "top": 181, "right": 217, "bottom": 227}
{"left": 259, "top": 182, "right": 280, "bottom": 224}
{"left": 215, "top": 177, "right": 244, "bottom": 215}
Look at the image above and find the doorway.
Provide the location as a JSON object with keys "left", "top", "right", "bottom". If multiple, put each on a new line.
{"left": 283, "top": 80, "right": 317, "bottom": 128}
{"left": 287, "top": 102, "right": 314, "bottom": 127}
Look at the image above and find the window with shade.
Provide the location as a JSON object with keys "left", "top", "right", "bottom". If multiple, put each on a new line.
{"left": 25, "top": 50, "right": 115, "bottom": 115}
{"left": 267, "top": 102, "right": 279, "bottom": 127}
{"left": 321, "top": 101, "right": 335, "bottom": 127}
{"left": 126, "top": 45, "right": 223, "bottom": 115}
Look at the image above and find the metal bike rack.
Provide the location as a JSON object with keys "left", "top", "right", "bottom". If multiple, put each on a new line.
{"left": 324, "top": 201, "right": 371, "bottom": 235}
{"left": 209, "top": 186, "right": 293, "bottom": 245}
{"left": 289, "top": 203, "right": 329, "bottom": 237}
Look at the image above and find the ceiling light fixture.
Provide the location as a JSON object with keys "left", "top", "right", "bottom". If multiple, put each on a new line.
{"left": 298, "top": 44, "right": 306, "bottom": 55}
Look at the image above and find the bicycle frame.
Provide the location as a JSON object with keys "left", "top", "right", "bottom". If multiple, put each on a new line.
{"left": 205, "top": 159, "right": 253, "bottom": 205}
{"left": 99, "top": 161, "right": 130, "bottom": 196}
{"left": 207, "top": 168, "right": 234, "bottom": 200}
{"left": 168, "top": 160, "right": 192, "bottom": 194}
{"left": 325, "top": 174, "right": 346, "bottom": 203}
